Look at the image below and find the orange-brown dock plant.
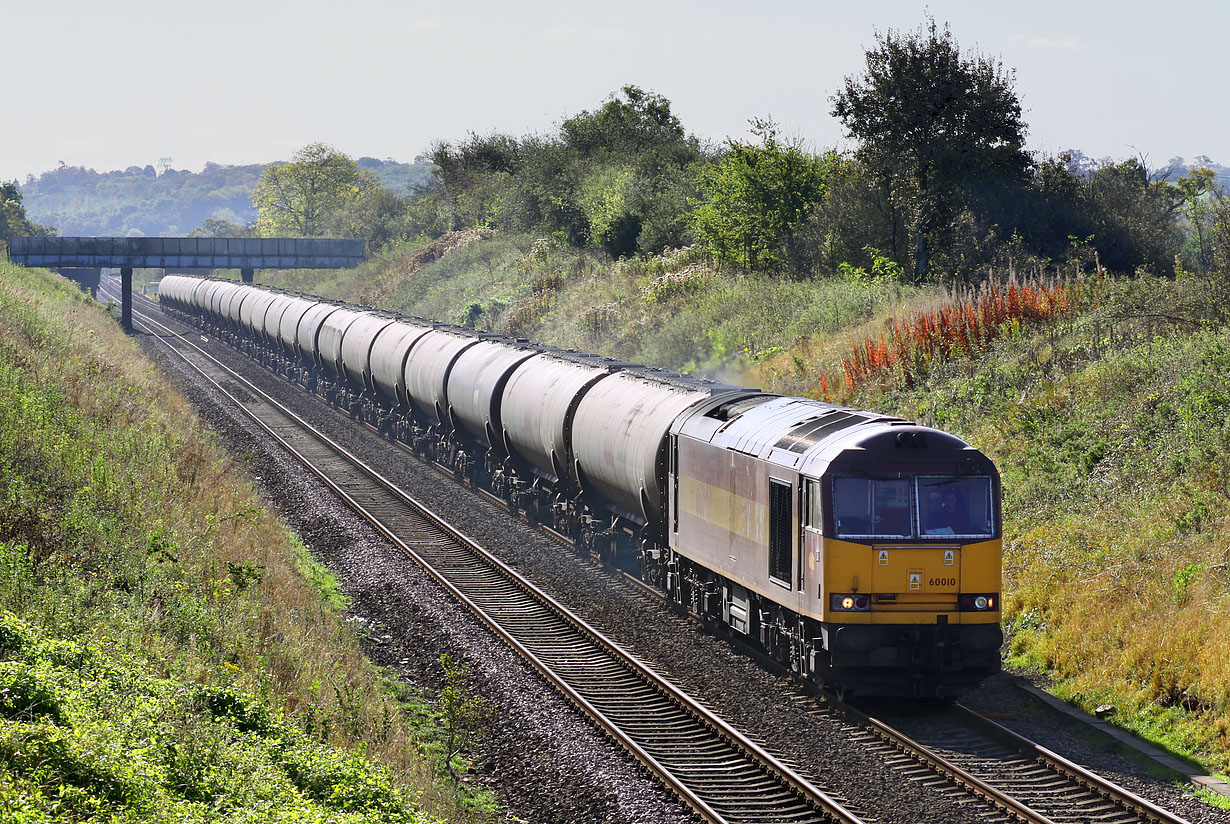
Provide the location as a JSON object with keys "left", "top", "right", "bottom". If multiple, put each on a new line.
{"left": 820, "top": 279, "right": 1077, "bottom": 399}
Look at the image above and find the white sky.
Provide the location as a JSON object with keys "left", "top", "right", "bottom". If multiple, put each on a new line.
{"left": 3, "top": 0, "right": 1226, "bottom": 182}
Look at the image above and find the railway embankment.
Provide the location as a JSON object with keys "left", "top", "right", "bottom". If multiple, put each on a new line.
{"left": 259, "top": 234, "right": 1230, "bottom": 800}
{"left": 0, "top": 262, "right": 479, "bottom": 822}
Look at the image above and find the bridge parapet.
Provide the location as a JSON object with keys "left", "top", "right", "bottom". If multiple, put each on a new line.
{"left": 6, "top": 236, "right": 364, "bottom": 330}
{"left": 7, "top": 236, "right": 365, "bottom": 270}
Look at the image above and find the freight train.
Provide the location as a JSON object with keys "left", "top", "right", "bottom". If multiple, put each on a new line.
{"left": 158, "top": 275, "right": 1003, "bottom": 698}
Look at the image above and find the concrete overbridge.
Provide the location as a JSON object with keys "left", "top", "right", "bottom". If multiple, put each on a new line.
{"left": 5, "top": 236, "right": 365, "bottom": 330}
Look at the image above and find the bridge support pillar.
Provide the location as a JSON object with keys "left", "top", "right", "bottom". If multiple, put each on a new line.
{"left": 241, "top": 267, "right": 254, "bottom": 283}
{"left": 121, "top": 267, "right": 133, "bottom": 331}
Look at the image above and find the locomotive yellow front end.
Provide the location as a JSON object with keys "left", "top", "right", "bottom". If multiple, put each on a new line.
{"left": 809, "top": 429, "right": 1003, "bottom": 698}
{"left": 667, "top": 395, "right": 1001, "bottom": 699}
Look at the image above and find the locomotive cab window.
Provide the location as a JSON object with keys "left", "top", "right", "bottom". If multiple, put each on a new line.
{"left": 918, "top": 476, "right": 994, "bottom": 538}
{"left": 805, "top": 479, "right": 823, "bottom": 531}
{"left": 833, "top": 477, "right": 912, "bottom": 538}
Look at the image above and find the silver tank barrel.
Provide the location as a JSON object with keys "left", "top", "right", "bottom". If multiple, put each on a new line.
{"left": 369, "top": 320, "right": 433, "bottom": 407}
{"left": 446, "top": 338, "right": 544, "bottom": 452}
{"left": 403, "top": 327, "right": 481, "bottom": 425}
{"left": 571, "top": 369, "right": 747, "bottom": 526}
{"left": 500, "top": 351, "right": 630, "bottom": 486}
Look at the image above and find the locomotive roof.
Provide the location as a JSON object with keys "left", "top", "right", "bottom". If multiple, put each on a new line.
{"left": 673, "top": 394, "right": 990, "bottom": 475}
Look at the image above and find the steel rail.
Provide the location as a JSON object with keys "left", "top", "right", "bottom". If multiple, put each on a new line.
{"left": 106, "top": 281, "right": 865, "bottom": 824}
{"left": 949, "top": 703, "right": 1192, "bottom": 824}
{"left": 831, "top": 693, "right": 1191, "bottom": 824}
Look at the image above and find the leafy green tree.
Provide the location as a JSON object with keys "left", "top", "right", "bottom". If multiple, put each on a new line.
{"left": 832, "top": 18, "right": 1031, "bottom": 280}
{"left": 429, "top": 132, "right": 520, "bottom": 230}
{"left": 691, "top": 119, "right": 832, "bottom": 271}
{"left": 1083, "top": 157, "right": 1183, "bottom": 273}
{"left": 188, "top": 217, "right": 252, "bottom": 238}
{"left": 429, "top": 87, "right": 703, "bottom": 256}
{"left": 1, "top": 181, "right": 56, "bottom": 239}
{"left": 1173, "top": 167, "right": 1218, "bottom": 271}
{"left": 561, "top": 85, "right": 691, "bottom": 161}
{"left": 253, "top": 144, "right": 377, "bottom": 236}
{"left": 561, "top": 86, "right": 704, "bottom": 255}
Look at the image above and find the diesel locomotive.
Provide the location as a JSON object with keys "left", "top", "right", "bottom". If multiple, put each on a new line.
{"left": 158, "top": 274, "right": 1003, "bottom": 698}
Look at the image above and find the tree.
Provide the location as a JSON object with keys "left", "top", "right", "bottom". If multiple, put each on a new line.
{"left": 832, "top": 18, "right": 1031, "bottom": 280}
{"left": 1173, "top": 167, "right": 1217, "bottom": 271}
{"left": 691, "top": 119, "right": 832, "bottom": 271}
{"left": 561, "top": 85, "right": 691, "bottom": 161}
{"left": 252, "top": 144, "right": 377, "bottom": 236}
{"left": 1211, "top": 189, "right": 1230, "bottom": 274}
{"left": 188, "top": 217, "right": 251, "bottom": 238}
{"left": 1082, "top": 157, "right": 1183, "bottom": 273}
{"left": 0, "top": 181, "right": 56, "bottom": 239}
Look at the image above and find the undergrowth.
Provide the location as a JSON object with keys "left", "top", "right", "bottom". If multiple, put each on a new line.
{"left": 0, "top": 263, "right": 486, "bottom": 821}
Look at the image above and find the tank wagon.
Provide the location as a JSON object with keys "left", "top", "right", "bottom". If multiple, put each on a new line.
{"left": 158, "top": 275, "right": 1003, "bottom": 698}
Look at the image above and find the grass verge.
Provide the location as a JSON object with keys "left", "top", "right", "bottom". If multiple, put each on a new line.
{"left": 0, "top": 262, "right": 489, "bottom": 822}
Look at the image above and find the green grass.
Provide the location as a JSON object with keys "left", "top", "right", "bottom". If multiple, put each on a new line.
{"left": 0, "top": 262, "right": 491, "bottom": 822}
{"left": 259, "top": 235, "right": 924, "bottom": 380}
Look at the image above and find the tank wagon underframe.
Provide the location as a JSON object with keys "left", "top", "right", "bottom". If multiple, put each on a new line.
{"left": 157, "top": 275, "right": 1004, "bottom": 698}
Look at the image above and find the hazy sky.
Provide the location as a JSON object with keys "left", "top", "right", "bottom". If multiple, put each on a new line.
{"left": 4, "top": 0, "right": 1226, "bottom": 182}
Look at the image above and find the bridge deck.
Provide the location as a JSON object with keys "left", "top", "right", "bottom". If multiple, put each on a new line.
{"left": 7, "top": 236, "right": 364, "bottom": 269}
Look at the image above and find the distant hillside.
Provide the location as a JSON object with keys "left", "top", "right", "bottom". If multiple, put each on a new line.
{"left": 19, "top": 157, "right": 433, "bottom": 237}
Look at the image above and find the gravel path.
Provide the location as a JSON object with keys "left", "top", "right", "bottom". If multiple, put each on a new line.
{"left": 132, "top": 307, "right": 1228, "bottom": 824}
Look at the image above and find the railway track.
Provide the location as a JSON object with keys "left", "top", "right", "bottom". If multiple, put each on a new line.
{"left": 101, "top": 279, "right": 1199, "bottom": 824}
{"left": 823, "top": 698, "right": 1192, "bottom": 824}
{"left": 102, "top": 279, "right": 865, "bottom": 824}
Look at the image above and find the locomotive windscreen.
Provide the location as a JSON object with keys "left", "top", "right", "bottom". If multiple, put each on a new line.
{"left": 833, "top": 476, "right": 994, "bottom": 539}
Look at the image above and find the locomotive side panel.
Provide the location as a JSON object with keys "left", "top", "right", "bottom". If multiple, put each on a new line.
{"left": 674, "top": 436, "right": 812, "bottom": 616}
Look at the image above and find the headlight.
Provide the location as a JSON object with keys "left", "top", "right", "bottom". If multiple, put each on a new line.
{"left": 959, "top": 594, "right": 998, "bottom": 611}
{"left": 830, "top": 593, "right": 871, "bottom": 612}
{"left": 974, "top": 595, "right": 988, "bottom": 610}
